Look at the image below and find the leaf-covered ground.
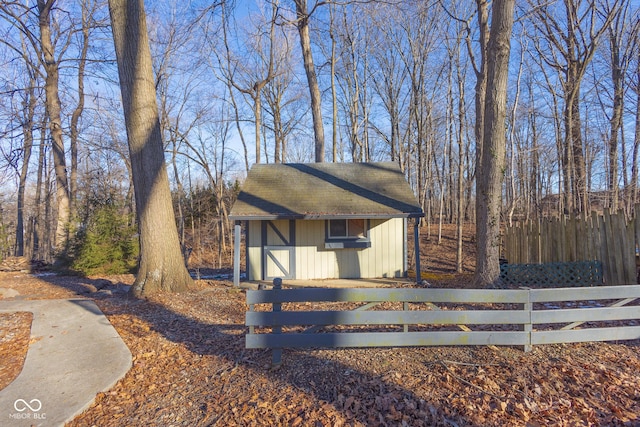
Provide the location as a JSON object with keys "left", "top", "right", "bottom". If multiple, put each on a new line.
{"left": 1, "top": 269, "right": 639, "bottom": 426}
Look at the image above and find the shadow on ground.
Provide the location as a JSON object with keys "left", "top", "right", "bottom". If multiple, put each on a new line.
{"left": 32, "top": 274, "right": 472, "bottom": 426}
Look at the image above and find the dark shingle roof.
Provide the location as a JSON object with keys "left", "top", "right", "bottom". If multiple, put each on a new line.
{"left": 229, "top": 162, "right": 423, "bottom": 220}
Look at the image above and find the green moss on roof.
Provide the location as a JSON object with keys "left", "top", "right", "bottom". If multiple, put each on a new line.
{"left": 229, "top": 162, "right": 423, "bottom": 220}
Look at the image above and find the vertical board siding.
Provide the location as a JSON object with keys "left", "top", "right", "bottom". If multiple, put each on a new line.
{"left": 247, "top": 221, "right": 262, "bottom": 281}
{"left": 294, "top": 218, "right": 405, "bottom": 280}
{"left": 247, "top": 218, "right": 408, "bottom": 280}
{"left": 504, "top": 206, "right": 640, "bottom": 285}
{"left": 266, "top": 220, "right": 290, "bottom": 245}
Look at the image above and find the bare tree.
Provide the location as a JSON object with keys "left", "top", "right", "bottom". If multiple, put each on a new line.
{"left": 35, "top": 0, "right": 73, "bottom": 254}
{"left": 108, "top": 0, "right": 193, "bottom": 296}
{"left": 443, "top": 0, "right": 489, "bottom": 254}
{"left": 14, "top": 75, "right": 38, "bottom": 258}
{"left": 215, "top": 1, "right": 251, "bottom": 172}
{"left": 1, "top": 1, "right": 104, "bottom": 259}
{"left": 395, "top": 3, "right": 441, "bottom": 216}
{"left": 602, "top": 0, "right": 638, "bottom": 212}
{"left": 334, "top": 5, "right": 366, "bottom": 161}
{"left": 443, "top": 4, "right": 470, "bottom": 272}
{"left": 262, "top": 29, "right": 304, "bottom": 163}
{"left": 474, "top": 0, "right": 515, "bottom": 287}
{"left": 293, "top": 0, "right": 325, "bottom": 162}
{"left": 231, "top": 2, "right": 279, "bottom": 164}
{"left": 368, "top": 4, "right": 409, "bottom": 164}
{"left": 631, "top": 18, "right": 640, "bottom": 210}
{"left": 530, "top": 0, "right": 621, "bottom": 213}
{"left": 0, "top": 0, "right": 73, "bottom": 254}
{"left": 69, "top": 0, "right": 100, "bottom": 217}
{"left": 0, "top": 33, "right": 42, "bottom": 258}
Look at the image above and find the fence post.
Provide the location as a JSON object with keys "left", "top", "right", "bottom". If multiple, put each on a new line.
{"left": 271, "top": 278, "right": 283, "bottom": 368}
{"left": 248, "top": 303, "right": 255, "bottom": 335}
{"left": 403, "top": 302, "right": 409, "bottom": 333}
{"left": 522, "top": 287, "right": 532, "bottom": 352}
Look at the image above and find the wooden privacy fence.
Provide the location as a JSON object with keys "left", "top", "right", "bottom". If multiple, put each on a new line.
{"left": 504, "top": 207, "right": 640, "bottom": 285}
{"left": 245, "top": 280, "right": 640, "bottom": 366}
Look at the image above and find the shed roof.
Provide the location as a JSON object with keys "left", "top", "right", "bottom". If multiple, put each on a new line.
{"left": 229, "top": 162, "right": 423, "bottom": 220}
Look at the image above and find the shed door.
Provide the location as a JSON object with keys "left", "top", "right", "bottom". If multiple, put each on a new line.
{"left": 262, "top": 220, "right": 295, "bottom": 280}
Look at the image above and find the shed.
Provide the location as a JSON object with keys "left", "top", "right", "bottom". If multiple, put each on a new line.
{"left": 229, "top": 162, "right": 424, "bottom": 286}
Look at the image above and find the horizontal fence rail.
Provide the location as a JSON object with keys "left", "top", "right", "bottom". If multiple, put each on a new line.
{"left": 245, "top": 280, "right": 640, "bottom": 365}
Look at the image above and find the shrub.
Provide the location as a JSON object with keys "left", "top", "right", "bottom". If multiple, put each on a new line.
{"left": 70, "top": 203, "right": 138, "bottom": 275}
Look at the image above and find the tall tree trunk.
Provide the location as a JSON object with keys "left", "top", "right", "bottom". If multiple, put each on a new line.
{"left": 294, "top": 0, "right": 325, "bottom": 162}
{"left": 16, "top": 81, "right": 37, "bottom": 257}
{"left": 38, "top": 0, "right": 70, "bottom": 256}
{"left": 632, "top": 63, "right": 640, "bottom": 208}
{"left": 565, "top": 78, "right": 587, "bottom": 213}
{"left": 329, "top": 3, "right": 338, "bottom": 162}
{"left": 69, "top": 0, "right": 93, "bottom": 218}
{"left": 254, "top": 94, "right": 263, "bottom": 164}
{"left": 30, "top": 115, "right": 49, "bottom": 261}
{"left": 473, "top": 0, "right": 489, "bottom": 257}
{"left": 607, "top": 13, "right": 625, "bottom": 211}
{"left": 273, "top": 100, "right": 283, "bottom": 163}
{"left": 43, "top": 148, "right": 54, "bottom": 264}
{"left": 108, "top": 0, "right": 192, "bottom": 296}
{"left": 474, "top": 0, "right": 515, "bottom": 287}
{"left": 170, "top": 138, "right": 186, "bottom": 255}
{"left": 456, "top": 57, "right": 466, "bottom": 273}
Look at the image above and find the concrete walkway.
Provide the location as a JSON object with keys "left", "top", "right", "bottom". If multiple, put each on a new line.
{"left": 0, "top": 298, "right": 132, "bottom": 427}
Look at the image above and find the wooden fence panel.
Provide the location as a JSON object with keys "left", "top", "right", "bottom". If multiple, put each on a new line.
{"left": 504, "top": 207, "right": 639, "bottom": 285}
{"left": 531, "top": 327, "right": 640, "bottom": 345}
{"left": 246, "top": 284, "right": 640, "bottom": 366}
{"left": 623, "top": 219, "right": 636, "bottom": 284}
{"left": 247, "top": 331, "right": 531, "bottom": 349}
{"left": 246, "top": 309, "right": 530, "bottom": 327}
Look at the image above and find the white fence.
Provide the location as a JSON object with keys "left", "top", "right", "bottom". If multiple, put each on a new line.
{"left": 246, "top": 281, "right": 640, "bottom": 365}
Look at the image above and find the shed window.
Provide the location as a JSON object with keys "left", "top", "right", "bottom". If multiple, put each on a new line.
{"left": 329, "top": 219, "right": 366, "bottom": 238}
{"left": 325, "top": 219, "right": 370, "bottom": 249}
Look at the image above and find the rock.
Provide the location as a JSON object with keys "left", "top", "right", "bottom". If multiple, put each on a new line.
{"left": 0, "top": 288, "right": 20, "bottom": 298}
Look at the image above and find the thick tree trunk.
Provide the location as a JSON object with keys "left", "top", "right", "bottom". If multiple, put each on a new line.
{"left": 108, "top": 0, "right": 192, "bottom": 296}
{"left": 38, "top": 0, "right": 71, "bottom": 255}
{"left": 474, "top": 0, "right": 515, "bottom": 287}
{"left": 473, "top": 0, "right": 489, "bottom": 260}
{"left": 294, "top": 0, "right": 325, "bottom": 162}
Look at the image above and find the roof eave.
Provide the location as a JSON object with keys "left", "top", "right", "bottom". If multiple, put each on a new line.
{"left": 229, "top": 212, "right": 424, "bottom": 221}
